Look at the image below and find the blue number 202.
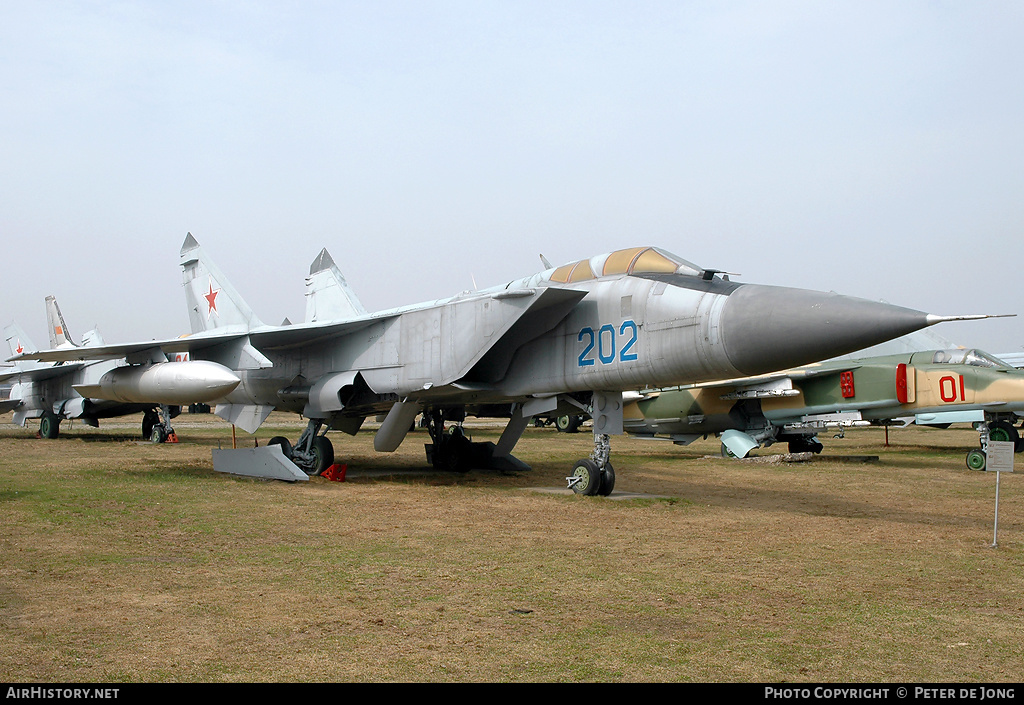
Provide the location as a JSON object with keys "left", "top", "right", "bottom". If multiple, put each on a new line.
{"left": 578, "top": 319, "right": 638, "bottom": 367}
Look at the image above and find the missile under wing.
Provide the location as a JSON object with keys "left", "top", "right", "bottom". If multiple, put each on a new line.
{"left": 12, "top": 235, "right": 995, "bottom": 494}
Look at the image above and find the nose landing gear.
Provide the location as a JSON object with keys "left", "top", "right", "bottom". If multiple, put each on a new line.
{"left": 567, "top": 392, "right": 621, "bottom": 496}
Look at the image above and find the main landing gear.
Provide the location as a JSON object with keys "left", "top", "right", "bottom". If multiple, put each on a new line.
{"left": 39, "top": 410, "right": 60, "bottom": 439}
{"left": 268, "top": 418, "right": 335, "bottom": 476}
{"left": 142, "top": 405, "right": 179, "bottom": 443}
{"left": 417, "top": 406, "right": 531, "bottom": 474}
{"left": 424, "top": 409, "right": 480, "bottom": 473}
{"left": 787, "top": 437, "right": 824, "bottom": 454}
{"left": 966, "top": 420, "right": 1022, "bottom": 471}
{"left": 556, "top": 414, "right": 583, "bottom": 433}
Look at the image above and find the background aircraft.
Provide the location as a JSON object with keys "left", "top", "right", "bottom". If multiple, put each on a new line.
{"left": 2, "top": 296, "right": 239, "bottom": 441}
{"left": 623, "top": 347, "right": 1024, "bottom": 470}
{"left": 14, "top": 234, "right": 991, "bottom": 494}
{"left": 2, "top": 297, "right": 171, "bottom": 440}
{"left": 995, "top": 351, "right": 1024, "bottom": 368}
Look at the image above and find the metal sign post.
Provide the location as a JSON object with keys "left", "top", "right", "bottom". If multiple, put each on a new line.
{"left": 986, "top": 441, "right": 1015, "bottom": 548}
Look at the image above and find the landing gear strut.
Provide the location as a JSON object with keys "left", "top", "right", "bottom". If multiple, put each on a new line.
{"left": 269, "top": 418, "right": 334, "bottom": 476}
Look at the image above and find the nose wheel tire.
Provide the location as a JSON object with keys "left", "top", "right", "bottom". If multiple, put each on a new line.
{"left": 966, "top": 448, "right": 987, "bottom": 471}
{"left": 570, "top": 458, "right": 616, "bottom": 496}
{"left": 597, "top": 462, "right": 615, "bottom": 496}
{"left": 570, "top": 459, "right": 601, "bottom": 495}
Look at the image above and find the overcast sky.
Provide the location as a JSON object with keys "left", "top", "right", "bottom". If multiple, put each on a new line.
{"left": 1, "top": 1, "right": 1021, "bottom": 357}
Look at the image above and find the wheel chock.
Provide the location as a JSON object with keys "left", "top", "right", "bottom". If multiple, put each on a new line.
{"left": 165, "top": 432, "right": 179, "bottom": 443}
{"left": 322, "top": 463, "right": 347, "bottom": 482}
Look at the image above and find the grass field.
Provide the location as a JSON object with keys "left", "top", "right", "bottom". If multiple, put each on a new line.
{"left": 1, "top": 411, "right": 1021, "bottom": 682}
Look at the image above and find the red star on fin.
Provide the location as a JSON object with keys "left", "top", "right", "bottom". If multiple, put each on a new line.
{"left": 16, "top": 341, "right": 24, "bottom": 354}
{"left": 205, "top": 280, "right": 220, "bottom": 318}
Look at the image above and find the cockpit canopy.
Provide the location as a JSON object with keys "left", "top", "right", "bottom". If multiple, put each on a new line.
{"left": 544, "top": 247, "right": 704, "bottom": 284}
{"left": 912, "top": 349, "right": 1012, "bottom": 369}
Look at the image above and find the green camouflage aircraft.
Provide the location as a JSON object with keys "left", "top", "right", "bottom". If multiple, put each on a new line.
{"left": 623, "top": 348, "right": 1024, "bottom": 470}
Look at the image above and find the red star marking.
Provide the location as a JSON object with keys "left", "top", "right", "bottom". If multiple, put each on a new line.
{"left": 16, "top": 341, "right": 24, "bottom": 354}
{"left": 204, "top": 280, "right": 220, "bottom": 317}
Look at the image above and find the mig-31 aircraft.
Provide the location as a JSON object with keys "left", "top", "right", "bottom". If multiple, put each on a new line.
{"left": 10, "top": 234, "right": 997, "bottom": 494}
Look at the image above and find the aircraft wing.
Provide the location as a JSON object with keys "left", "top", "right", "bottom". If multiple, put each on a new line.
{"left": 0, "top": 398, "right": 20, "bottom": 413}
{"left": 8, "top": 286, "right": 582, "bottom": 381}
{"left": 0, "top": 363, "right": 86, "bottom": 383}
{"left": 5, "top": 315, "right": 382, "bottom": 365}
{"left": 8, "top": 338, "right": 198, "bottom": 364}
{"left": 996, "top": 352, "right": 1024, "bottom": 368}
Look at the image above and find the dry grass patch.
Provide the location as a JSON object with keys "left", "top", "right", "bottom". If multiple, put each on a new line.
{"left": 1, "top": 412, "right": 1021, "bottom": 682}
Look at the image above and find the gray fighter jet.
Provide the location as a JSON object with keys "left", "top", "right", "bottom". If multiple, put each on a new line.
{"left": 2, "top": 296, "right": 239, "bottom": 440}
{"left": 12, "top": 234, "right": 992, "bottom": 494}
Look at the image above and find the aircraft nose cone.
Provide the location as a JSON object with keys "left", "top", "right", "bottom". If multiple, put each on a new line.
{"left": 719, "top": 284, "right": 931, "bottom": 376}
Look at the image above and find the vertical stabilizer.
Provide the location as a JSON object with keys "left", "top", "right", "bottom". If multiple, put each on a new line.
{"left": 45, "top": 295, "right": 77, "bottom": 349}
{"left": 304, "top": 248, "right": 368, "bottom": 323}
{"left": 3, "top": 322, "right": 45, "bottom": 371}
{"left": 180, "top": 233, "right": 264, "bottom": 334}
{"left": 81, "top": 328, "right": 105, "bottom": 347}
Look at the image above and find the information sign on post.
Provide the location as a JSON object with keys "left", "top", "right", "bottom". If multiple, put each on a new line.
{"left": 987, "top": 440, "right": 1014, "bottom": 548}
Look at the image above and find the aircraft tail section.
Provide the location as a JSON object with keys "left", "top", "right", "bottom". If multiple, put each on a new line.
{"left": 180, "top": 233, "right": 264, "bottom": 334}
{"left": 3, "top": 322, "right": 45, "bottom": 371}
{"left": 45, "top": 295, "right": 78, "bottom": 349}
{"left": 304, "top": 248, "right": 368, "bottom": 323}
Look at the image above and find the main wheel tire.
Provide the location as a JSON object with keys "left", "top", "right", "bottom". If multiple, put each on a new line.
{"left": 309, "top": 435, "right": 334, "bottom": 476}
{"left": 788, "top": 438, "right": 823, "bottom": 454}
{"left": 142, "top": 411, "right": 157, "bottom": 440}
{"left": 39, "top": 411, "right": 60, "bottom": 439}
{"left": 966, "top": 448, "right": 987, "bottom": 471}
{"left": 440, "top": 430, "right": 474, "bottom": 473}
{"left": 989, "top": 421, "right": 1020, "bottom": 444}
{"left": 597, "top": 462, "right": 615, "bottom": 497}
{"left": 556, "top": 415, "right": 581, "bottom": 433}
{"left": 150, "top": 425, "right": 167, "bottom": 444}
{"left": 570, "top": 458, "right": 602, "bottom": 496}
{"left": 267, "top": 436, "right": 293, "bottom": 458}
